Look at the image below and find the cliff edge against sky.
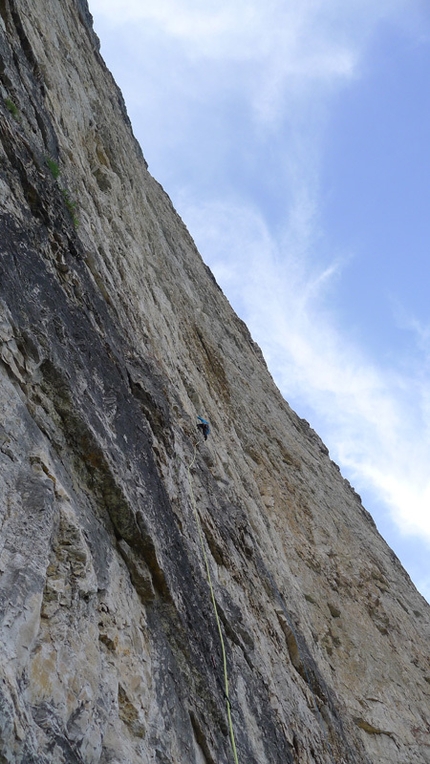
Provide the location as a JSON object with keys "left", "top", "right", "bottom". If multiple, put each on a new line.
{"left": 0, "top": 1, "right": 429, "bottom": 762}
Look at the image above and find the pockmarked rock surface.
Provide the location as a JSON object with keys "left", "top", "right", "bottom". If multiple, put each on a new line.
{"left": 0, "top": 1, "right": 429, "bottom": 762}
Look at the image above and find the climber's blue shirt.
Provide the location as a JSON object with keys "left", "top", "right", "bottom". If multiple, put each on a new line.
{"left": 197, "top": 416, "right": 210, "bottom": 433}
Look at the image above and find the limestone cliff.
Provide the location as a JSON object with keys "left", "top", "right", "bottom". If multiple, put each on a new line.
{"left": 0, "top": 1, "right": 429, "bottom": 762}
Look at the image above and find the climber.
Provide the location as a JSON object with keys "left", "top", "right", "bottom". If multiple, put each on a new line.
{"left": 197, "top": 415, "right": 210, "bottom": 441}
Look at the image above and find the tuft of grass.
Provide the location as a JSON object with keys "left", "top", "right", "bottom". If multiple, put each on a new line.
{"left": 45, "top": 156, "right": 79, "bottom": 228}
{"left": 5, "top": 98, "right": 19, "bottom": 119}
{"left": 46, "top": 157, "right": 61, "bottom": 179}
{"left": 61, "top": 188, "right": 79, "bottom": 227}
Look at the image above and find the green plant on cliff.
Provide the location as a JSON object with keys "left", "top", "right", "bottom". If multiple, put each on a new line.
{"left": 45, "top": 157, "right": 79, "bottom": 227}
{"left": 61, "top": 188, "right": 79, "bottom": 227}
{"left": 46, "top": 157, "right": 61, "bottom": 179}
{"left": 5, "top": 98, "right": 19, "bottom": 119}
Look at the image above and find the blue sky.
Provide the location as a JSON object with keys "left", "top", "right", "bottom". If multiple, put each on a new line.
{"left": 88, "top": 0, "right": 430, "bottom": 601}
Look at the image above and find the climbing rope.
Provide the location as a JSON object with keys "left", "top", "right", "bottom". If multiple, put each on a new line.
{"left": 263, "top": 567, "right": 337, "bottom": 764}
{"left": 186, "top": 437, "right": 335, "bottom": 764}
{"left": 186, "top": 442, "right": 240, "bottom": 764}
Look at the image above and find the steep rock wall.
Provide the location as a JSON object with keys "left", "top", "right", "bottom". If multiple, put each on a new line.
{"left": 0, "top": 1, "right": 429, "bottom": 762}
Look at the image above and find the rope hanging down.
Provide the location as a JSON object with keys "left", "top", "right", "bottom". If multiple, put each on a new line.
{"left": 187, "top": 423, "right": 336, "bottom": 763}
{"left": 186, "top": 443, "right": 239, "bottom": 764}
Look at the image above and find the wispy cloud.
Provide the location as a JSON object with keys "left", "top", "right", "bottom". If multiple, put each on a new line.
{"left": 90, "top": 0, "right": 422, "bottom": 182}
{"left": 90, "top": 0, "right": 384, "bottom": 126}
{"left": 178, "top": 196, "right": 430, "bottom": 545}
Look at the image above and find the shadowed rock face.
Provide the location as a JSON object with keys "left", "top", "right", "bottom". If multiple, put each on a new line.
{"left": 0, "top": 1, "right": 429, "bottom": 762}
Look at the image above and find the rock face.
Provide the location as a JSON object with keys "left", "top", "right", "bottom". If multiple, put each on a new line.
{"left": 0, "top": 1, "right": 429, "bottom": 762}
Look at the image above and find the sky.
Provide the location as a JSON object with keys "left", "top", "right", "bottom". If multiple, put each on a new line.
{"left": 88, "top": 0, "right": 430, "bottom": 602}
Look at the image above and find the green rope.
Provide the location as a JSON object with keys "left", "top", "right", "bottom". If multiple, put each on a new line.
{"left": 187, "top": 444, "right": 239, "bottom": 764}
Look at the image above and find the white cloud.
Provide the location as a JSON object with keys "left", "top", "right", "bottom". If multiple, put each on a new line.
{"left": 90, "top": 0, "right": 400, "bottom": 128}
{"left": 178, "top": 196, "right": 430, "bottom": 545}
{"left": 90, "top": 0, "right": 427, "bottom": 156}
